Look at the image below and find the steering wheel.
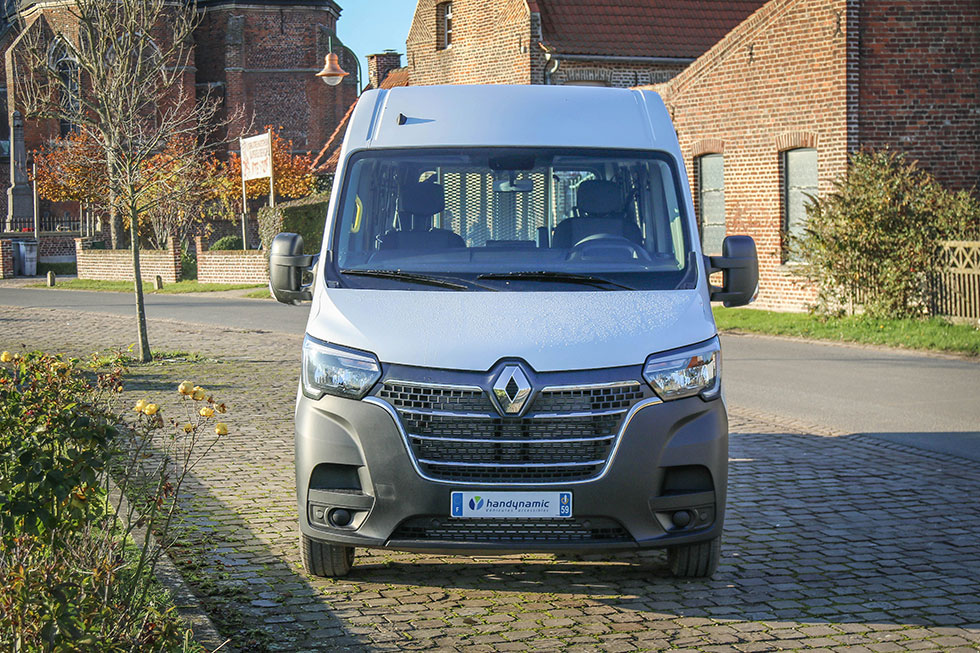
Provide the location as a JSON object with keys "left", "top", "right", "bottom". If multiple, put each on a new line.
{"left": 568, "top": 234, "right": 651, "bottom": 261}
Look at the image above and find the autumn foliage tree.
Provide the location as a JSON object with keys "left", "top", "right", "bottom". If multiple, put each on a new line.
{"left": 32, "top": 130, "right": 107, "bottom": 205}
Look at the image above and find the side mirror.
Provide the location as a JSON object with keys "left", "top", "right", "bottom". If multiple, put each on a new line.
{"left": 269, "top": 232, "right": 314, "bottom": 304}
{"left": 707, "top": 235, "right": 759, "bottom": 307}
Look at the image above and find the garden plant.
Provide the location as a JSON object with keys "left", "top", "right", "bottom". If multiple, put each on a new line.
{"left": 0, "top": 350, "right": 229, "bottom": 651}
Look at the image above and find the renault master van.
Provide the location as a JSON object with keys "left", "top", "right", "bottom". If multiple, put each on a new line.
{"left": 270, "top": 85, "right": 758, "bottom": 579}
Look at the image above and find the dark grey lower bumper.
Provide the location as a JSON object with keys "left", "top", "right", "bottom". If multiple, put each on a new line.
{"left": 295, "top": 390, "right": 727, "bottom": 553}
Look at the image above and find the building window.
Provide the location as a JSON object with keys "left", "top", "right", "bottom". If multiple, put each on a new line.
{"left": 437, "top": 2, "right": 453, "bottom": 50}
{"left": 49, "top": 40, "right": 80, "bottom": 137}
{"left": 696, "top": 154, "right": 725, "bottom": 255}
{"left": 781, "top": 148, "right": 817, "bottom": 261}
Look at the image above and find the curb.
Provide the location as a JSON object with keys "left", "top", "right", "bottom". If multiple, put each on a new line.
{"left": 110, "top": 484, "right": 232, "bottom": 653}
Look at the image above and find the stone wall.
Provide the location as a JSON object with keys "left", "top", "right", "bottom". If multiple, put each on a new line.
{"left": 194, "top": 237, "right": 267, "bottom": 285}
{"left": 75, "top": 238, "right": 181, "bottom": 283}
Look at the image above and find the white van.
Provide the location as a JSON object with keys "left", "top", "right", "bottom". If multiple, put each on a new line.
{"left": 270, "top": 85, "right": 757, "bottom": 579}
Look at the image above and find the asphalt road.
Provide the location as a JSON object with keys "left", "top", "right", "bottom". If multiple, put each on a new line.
{"left": 2, "top": 286, "right": 977, "bottom": 458}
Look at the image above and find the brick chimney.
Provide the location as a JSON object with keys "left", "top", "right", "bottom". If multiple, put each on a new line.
{"left": 367, "top": 50, "right": 403, "bottom": 89}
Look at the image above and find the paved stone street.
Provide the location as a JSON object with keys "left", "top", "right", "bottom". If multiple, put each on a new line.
{"left": 3, "top": 305, "right": 979, "bottom": 652}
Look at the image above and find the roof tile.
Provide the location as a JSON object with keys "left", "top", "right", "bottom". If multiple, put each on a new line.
{"left": 537, "top": 0, "right": 767, "bottom": 59}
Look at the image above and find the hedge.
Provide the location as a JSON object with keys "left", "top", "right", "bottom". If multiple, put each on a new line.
{"left": 257, "top": 192, "right": 330, "bottom": 254}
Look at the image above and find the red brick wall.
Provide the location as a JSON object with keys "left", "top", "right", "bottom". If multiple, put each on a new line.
{"left": 194, "top": 237, "right": 267, "bottom": 285}
{"left": 75, "top": 238, "right": 181, "bottom": 283}
{"left": 0, "top": 239, "right": 13, "bottom": 278}
{"left": 655, "top": 0, "right": 852, "bottom": 311}
{"left": 196, "top": 6, "right": 357, "bottom": 156}
{"left": 407, "top": 0, "right": 532, "bottom": 86}
{"left": 38, "top": 234, "right": 77, "bottom": 260}
{"left": 858, "top": 0, "right": 980, "bottom": 192}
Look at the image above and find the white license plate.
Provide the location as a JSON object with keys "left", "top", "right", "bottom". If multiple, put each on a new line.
{"left": 450, "top": 491, "right": 572, "bottom": 518}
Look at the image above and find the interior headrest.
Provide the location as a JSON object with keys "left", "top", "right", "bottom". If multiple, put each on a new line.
{"left": 400, "top": 178, "right": 445, "bottom": 217}
{"left": 577, "top": 180, "right": 625, "bottom": 215}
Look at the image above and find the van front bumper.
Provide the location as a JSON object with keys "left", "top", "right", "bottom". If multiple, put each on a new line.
{"left": 295, "top": 390, "right": 727, "bottom": 553}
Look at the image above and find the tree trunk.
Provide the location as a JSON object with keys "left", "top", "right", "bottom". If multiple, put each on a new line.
{"left": 130, "top": 208, "right": 151, "bottom": 363}
{"left": 110, "top": 203, "right": 123, "bottom": 249}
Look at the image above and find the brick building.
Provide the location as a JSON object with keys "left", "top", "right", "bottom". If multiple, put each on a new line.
{"left": 403, "top": 0, "right": 979, "bottom": 311}
{"left": 406, "top": 0, "right": 766, "bottom": 88}
{"left": 0, "top": 0, "right": 358, "bottom": 267}
{"left": 648, "top": 0, "right": 979, "bottom": 310}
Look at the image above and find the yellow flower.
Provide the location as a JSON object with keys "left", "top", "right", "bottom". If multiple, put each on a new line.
{"left": 192, "top": 386, "right": 206, "bottom": 401}
{"left": 0, "top": 351, "right": 12, "bottom": 363}
{"left": 143, "top": 403, "right": 160, "bottom": 416}
{"left": 116, "top": 385, "right": 124, "bottom": 393}
{"left": 134, "top": 399, "right": 148, "bottom": 413}
{"left": 183, "top": 423, "right": 193, "bottom": 433}
{"left": 199, "top": 406, "right": 214, "bottom": 418}
{"left": 214, "top": 422, "right": 228, "bottom": 436}
{"left": 178, "top": 381, "right": 194, "bottom": 396}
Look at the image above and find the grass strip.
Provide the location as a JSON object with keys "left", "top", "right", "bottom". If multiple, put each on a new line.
{"left": 713, "top": 307, "right": 980, "bottom": 356}
{"left": 29, "top": 279, "right": 263, "bottom": 293}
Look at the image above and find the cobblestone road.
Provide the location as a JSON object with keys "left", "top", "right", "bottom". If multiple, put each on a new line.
{"left": 3, "top": 306, "right": 979, "bottom": 652}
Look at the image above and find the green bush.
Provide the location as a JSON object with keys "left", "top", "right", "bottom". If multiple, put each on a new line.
{"left": 209, "top": 235, "right": 244, "bottom": 251}
{"left": 180, "top": 246, "right": 197, "bottom": 280}
{"left": 257, "top": 192, "right": 330, "bottom": 254}
{"left": 36, "top": 262, "right": 77, "bottom": 277}
{"left": 794, "top": 150, "right": 980, "bottom": 318}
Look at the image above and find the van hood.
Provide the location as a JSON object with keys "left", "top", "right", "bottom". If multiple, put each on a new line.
{"left": 307, "top": 289, "right": 715, "bottom": 372}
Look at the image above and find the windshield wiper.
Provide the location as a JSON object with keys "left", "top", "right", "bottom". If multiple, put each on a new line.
{"left": 477, "top": 271, "right": 635, "bottom": 291}
{"left": 340, "top": 269, "right": 472, "bottom": 290}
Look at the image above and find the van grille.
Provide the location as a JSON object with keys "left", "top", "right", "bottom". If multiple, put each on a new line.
{"left": 375, "top": 380, "right": 646, "bottom": 484}
{"left": 391, "top": 516, "right": 631, "bottom": 543}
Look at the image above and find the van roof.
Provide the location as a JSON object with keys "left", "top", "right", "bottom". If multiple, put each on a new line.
{"left": 343, "top": 85, "right": 674, "bottom": 153}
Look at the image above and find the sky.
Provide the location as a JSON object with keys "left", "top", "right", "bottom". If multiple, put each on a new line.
{"left": 336, "top": 1, "right": 418, "bottom": 89}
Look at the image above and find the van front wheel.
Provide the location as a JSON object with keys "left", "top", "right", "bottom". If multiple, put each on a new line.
{"left": 667, "top": 536, "right": 720, "bottom": 578}
{"left": 301, "top": 534, "right": 355, "bottom": 577}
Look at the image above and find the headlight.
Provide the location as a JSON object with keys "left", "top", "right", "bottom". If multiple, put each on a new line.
{"left": 302, "top": 336, "right": 381, "bottom": 399}
{"left": 643, "top": 337, "right": 721, "bottom": 401}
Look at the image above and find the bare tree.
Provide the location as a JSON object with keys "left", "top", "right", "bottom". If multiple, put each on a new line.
{"left": 11, "top": 0, "right": 238, "bottom": 362}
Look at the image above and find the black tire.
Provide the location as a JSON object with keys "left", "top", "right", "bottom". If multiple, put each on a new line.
{"left": 300, "top": 534, "right": 355, "bottom": 578}
{"left": 667, "top": 536, "right": 720, "bottom": 578}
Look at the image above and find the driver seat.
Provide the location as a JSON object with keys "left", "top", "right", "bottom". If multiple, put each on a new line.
{"left": 379, "top": 179, "right": 465, "bottom": 250}
{"left": 551, "top": 180, "right": 642, "bottom": 249}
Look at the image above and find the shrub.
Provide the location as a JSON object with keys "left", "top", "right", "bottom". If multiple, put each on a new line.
{"left": 0, "top": 350, "right": 228, "bottom": 651}
{"left": 794, "top": 150, "right": 980, "bottom": 318}
{"left": 36, "top": 261, "right": 77, "bottom": 277}
{"left": 180, "top": 246, "right": 197, "bottom": 280}
{"left": 257, "top": 192, "right": 330, "bottom": 254}
{"left": 209, "top": 235, "right": 243, "bottom": 251}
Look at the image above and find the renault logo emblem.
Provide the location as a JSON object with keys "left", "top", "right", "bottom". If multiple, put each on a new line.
{"left": 492, "top": 365, "right": 532, "bottom": 415}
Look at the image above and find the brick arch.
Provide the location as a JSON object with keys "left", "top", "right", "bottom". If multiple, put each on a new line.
{"left": 690, "top": 138, "right": 725, "bottom": 157}
{"left": 775, "top": 131, "right": 818, "bottom": 152}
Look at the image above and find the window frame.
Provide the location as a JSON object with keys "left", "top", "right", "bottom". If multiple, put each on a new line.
{"left": 695, "top": 153, "right": 725, "bottom": 255}
{"left": 437, "top": 2, "right": 453, "bottom": 50}
{"left": 780, "top": 147, "right": 818, "bottom": 263}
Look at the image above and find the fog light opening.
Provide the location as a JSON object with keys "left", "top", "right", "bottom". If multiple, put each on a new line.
{"left": 329, "top": 508, "right": 353, "bottom": 527}
{"left": 671, "top": 510, "right": 692, "bottom": 529}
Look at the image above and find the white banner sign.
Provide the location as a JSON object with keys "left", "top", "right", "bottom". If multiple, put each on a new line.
{"left": 240, "top": 132, "right": 272, "bottom": 181}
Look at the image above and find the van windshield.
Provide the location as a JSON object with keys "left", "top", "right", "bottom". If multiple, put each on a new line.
{"left": 330, "top": 148, "right": 696, "bottom": 291}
